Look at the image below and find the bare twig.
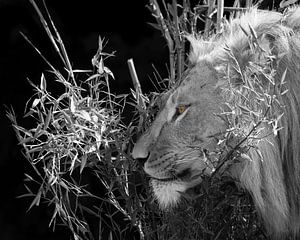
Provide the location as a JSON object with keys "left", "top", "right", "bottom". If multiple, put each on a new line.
{"left": 127, "top": 59, "right": 146, "bottom": 110}
{"left": 149, "top": 0, "right": 175, "bottom": 84}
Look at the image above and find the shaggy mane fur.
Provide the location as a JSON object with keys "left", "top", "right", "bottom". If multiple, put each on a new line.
{"left": 189, "top": 6, "right": 300, "bottom": 239}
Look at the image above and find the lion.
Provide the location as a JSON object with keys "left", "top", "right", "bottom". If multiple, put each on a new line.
{"left": 132, "top": 6, "right": 300, "bottom": 239}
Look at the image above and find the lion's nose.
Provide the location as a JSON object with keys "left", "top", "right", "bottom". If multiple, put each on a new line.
{"left": 132, "top": 140, "right": 149, "bottom": 160}
{"left": 132, "top": 136, "right": 151, "bottom": 167}
{"left": 136, "top": 157, "right": 148, "bottom": 167}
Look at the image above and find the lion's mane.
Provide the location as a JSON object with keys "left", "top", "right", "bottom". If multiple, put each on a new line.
{"left": 188, "top": 7, "right": 300, "bottom": 239}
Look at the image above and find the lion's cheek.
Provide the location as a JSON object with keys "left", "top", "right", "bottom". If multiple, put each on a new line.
{"left": 190, "top": 156, "right": 216, "bottom": 176}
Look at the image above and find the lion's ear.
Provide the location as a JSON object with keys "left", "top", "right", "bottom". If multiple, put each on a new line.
{"left": 213, "top": 26, "right": 292, "bottom": 87}
{"left": 186, "top": 35, "right": 216, "bottom": 64}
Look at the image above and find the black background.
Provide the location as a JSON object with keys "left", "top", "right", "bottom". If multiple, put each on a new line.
{"left": 0, "top": 0, "right": 285, "bottom": 239}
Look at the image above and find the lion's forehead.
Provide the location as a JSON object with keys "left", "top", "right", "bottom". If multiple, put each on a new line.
{"left": 172, "top": 62, "right": 218, "bottom": 102}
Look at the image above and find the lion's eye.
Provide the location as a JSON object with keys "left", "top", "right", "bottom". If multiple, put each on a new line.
{"left": 176, "top": 105, "right": 188, "bottom": 115}
{"left": 173, "top": 104, "right": 191, "bottom": 121}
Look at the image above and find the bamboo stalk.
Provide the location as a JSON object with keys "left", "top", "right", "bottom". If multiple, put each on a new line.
{"left": 232, "top": 0, "right": 241, "bottom": 18}
{"left": 181, "top": 0, "right": 188, "bottom": 74}
{"left": 127, "top": 59, "right": 146, "bottom": 110}
{"left": 172, "top": 0, "right": 183, "bottom": 82}
{"left": 204, "top": 0, "right": 216, "bottom": 39}
{"left": 246, "top": 0, "right": 252, "bottom": 8}
{"left": 217, "top": 0, "right": 224, "bottom": 32}
{"left": 233, "top": 0, "right": 240, "bottom": 7}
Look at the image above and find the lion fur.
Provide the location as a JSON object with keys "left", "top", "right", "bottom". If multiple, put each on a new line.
{"left": 188, "top": 6, "right": 300, "bottom": 238}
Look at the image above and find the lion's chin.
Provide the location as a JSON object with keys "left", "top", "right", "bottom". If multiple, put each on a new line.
{"left": 151, "top": 177, "right": 202, "bottom": 209}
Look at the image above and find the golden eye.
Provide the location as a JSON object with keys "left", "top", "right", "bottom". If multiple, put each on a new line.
{"left": 177, "top": 105, "right": 187, "bottom": 114}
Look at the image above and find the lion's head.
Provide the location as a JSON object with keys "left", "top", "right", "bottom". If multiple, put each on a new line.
{"left": 133, "top": 61, "right": 227, "bottom": 208}
{"left": 132, "top": 6, "right": 300, "bottom": 239}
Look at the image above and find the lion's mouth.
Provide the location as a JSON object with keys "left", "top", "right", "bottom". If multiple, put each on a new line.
{"left": 150, "top": 149, "right": 213, "bottom": 183}
{"left": 151, "top": 168, "right": 193, "bottom": 182}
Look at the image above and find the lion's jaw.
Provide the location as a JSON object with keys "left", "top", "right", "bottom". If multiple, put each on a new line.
{"left": 145, "top": 153, "right": 216, "bottom": 209}
{"left": 150, "top": 179, "right": 195, "bottom": 209}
